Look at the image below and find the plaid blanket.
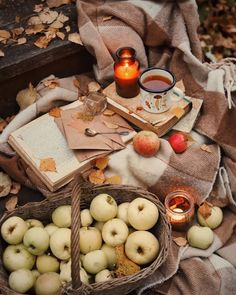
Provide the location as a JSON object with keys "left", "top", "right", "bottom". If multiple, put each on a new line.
{"left": 0, "top": 0, "right": 236, "bottom": 294}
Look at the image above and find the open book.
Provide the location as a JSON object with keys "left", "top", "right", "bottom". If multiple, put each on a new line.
{"left": 8, "top": 101, "right": 135, "bottom": 192}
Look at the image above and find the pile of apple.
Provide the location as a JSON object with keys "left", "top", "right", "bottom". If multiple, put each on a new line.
{"left": 0, "top": 194, "right": 160, "bottom": 295}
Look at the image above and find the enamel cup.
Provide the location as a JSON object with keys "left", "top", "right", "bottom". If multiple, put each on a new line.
{"left": 138, "top": 68, "right": 184, "bottom": 114}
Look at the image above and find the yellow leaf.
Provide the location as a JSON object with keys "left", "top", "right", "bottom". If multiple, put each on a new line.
{"left": 173, "top": 236, "right": 188, "bottom": 247}
{"left": 5, "top": 196, "right": 18, "bottom": 211}
{"left": 105, "top": 175, "right": 122, "bottom": 185}
{"left": 95, "top": 156, "right": 109, "bottom": 170}
{"left": 103, "top": 109, "right": 115, "bottom": 116}
{"left": 171, "top": 106, "right": 185, "bottom": 119}
{"left": 39, "top": 158, "right": 57, "bottom": 172}
{"left": 49, "top": 107, "right": 61, "bottom": 118}
{"left": 88, "top": 169, "right": 105, "bottom": 184}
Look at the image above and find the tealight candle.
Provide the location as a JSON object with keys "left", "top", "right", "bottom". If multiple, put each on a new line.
{"left": 114, "top": 47, "right": 140, "bottom": 98}
{"left": 165, "top": 190, "right": 195, "bottom": 231}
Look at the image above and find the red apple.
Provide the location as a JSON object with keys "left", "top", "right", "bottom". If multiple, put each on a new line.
{"left": 133, "top": 130, "right": 160, "bottom": 157}
{"left": 168, "top": 132, "right": 188, "bottom": 153}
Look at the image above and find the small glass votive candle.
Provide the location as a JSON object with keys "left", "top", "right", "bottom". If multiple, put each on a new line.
{"left": 165, "top": 190, "right": 195, "bottom": 231}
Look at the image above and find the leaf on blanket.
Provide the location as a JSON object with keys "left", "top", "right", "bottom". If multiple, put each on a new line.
{"left": 95, "top": 156, "right": 109, "bottom": 170}
{"left": 0, "top": 49, "right": 4, "bottom": 57}
{"left": 198, "top": 202, "right": 212, "bottom": 219}
{"left": 43, "top": 79, "right": 60, "bottom": 89}
{"left": 102, "top": 16, "right": 113, "bottom": 22}
{"left": 68, "top": 33, "right": 83, "bottom": 45}
{"left": 103, "top": 109, "right": 115, "bottom": 116}
{"left": 47, "top": 0, "right": 72, "bottom": 8}
{"left": 5, "top": 196, "right": 18, "bottom": 211}
{"left": 0, "top": 119, "right": 7, "bottom": 132}
{"left": 102, "top": 120, "right": 119, "bottom": 129}
{"left": 73, "top": 79, "right": 81, "bottom": 89}
{"left": 39, "top": 157, "right": 57, "bottom": 172}
{"left": 10, "top": 182, "right": 21, "bottom": 195}
{"left": 200, "top": 144, "right": 212, "bottom": 153}
{"left": 49, "top": 107, "right": 61, "bottom": 118}
{"left": 105, "top": 175, "right": 122, "bottom": 185}
{"left": 173, "top": 236, "right": 188, "bottom": 247}
{"left": 88, "top": 169, "right": 105, "bottom": 184}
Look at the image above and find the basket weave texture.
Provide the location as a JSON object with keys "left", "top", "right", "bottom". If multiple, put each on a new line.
{"left": 0, "top": 181, "right": 171, "bottom": 295}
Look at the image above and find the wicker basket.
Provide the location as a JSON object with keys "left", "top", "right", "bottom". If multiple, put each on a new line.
{"left": 0, "top": 181, "right": 171, "bottom": 295}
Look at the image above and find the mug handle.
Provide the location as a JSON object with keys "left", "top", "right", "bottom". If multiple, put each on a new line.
{"left": 171, "top": 86, "right": 185, "bottom": 101}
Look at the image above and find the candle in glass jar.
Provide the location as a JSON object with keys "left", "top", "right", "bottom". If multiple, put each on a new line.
{"left": 165, "top": 191, "right": 195, "bottom": 231}
{"left": 114, "top": 47, "right": 140, "bottom": 98}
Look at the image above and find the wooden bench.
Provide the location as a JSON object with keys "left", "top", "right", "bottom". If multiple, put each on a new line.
{"left": 0, "top": 0, "right": 93, "bottom": 117}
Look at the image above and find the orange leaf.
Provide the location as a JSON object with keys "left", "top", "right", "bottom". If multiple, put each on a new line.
{"left": 173, "top": 236, "right": 188, "bottom": 247}
{"left": 88, "top": 169, "right": 105, "bottom": 184}
{"left": 34, "top": 35, "right": 52, "bottom": 48}
{"left": 10, "top": 182, "right": 21, "bottom": 195}
{"left": 95, "top": 156, "right": 109, "bottom": 170}
{"left": 73, "top": 79, "right": 80, "bottom": 89}
{"left": 103, "top": 109, "right": 115, "bottom": 116}
{"left": 105, "top": 175, "right": 122, "bottom": 185}
{"left": 49, "top": 107, "right": 61, "bottom": 118}
{"left": 198, "top": 202, "right": 212, "bottom": 219}
{"left": 136, "top": 105, "right": 144, "bottom": 111}
{"left": 5, "top": 196, "right": 18, "bottom": 211}
{"left": 39, "top": 158, "right": 57, "bottom": 172}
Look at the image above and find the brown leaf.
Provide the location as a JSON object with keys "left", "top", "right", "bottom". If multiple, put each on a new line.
{"left": 73, "top": 79, "right": 80, "bottom": 89}
{"left": 11, "top": 27, "right": 24, "bottom": 38}
{"left": 39, "top": 9, "right": 58, "bottom": 24}
{"left": 0, "top": 30, "right": 11, "bottom": 40}
{"left": 198, "top": 202, "right": 212, "bottom": 219}
{"left": 25, "top": 24, "right": 45, "bottom": 35}
{"left": 49, "top": 107, "right": 61, "bottom": 118}
{"left": 17, "top": 37, "right": 27, "bottom": 45}
{"left": 57, "top": 12, "right": 69, "bottom": 23}
{"left": 15, "top": 16, "right": 20, "bottom": 23}
{"left": 88, "top": 169, "right": 105, "bottom": 184}
{"left": 200, "top": 144, "right": 212, "bottom": 153}
{"left": 43, "top": 79, "right": 60, "bottom": 89}
{"left": 68, "top": 32, "right": 83, "bottom": 45}
{"left": 102, "top": 16, "right": 113, "bottom": 22}
{"left": 0, "top": 49, "right": 4, "bottom": 57}
{"left": 56, "top": 31, "right": 65, "bottom": 40}
{"left": 65, "top": 25, "right": 71, "bottom": 32}
{"left": 5, "top": 196, "right": 18, "bottom": 211}
{"left": 34, "top": 35, "right": 51, "bottom": 48}
{"left": 34, "top": 4, "right": 44, "bottom": 12}
{"left": 103, "top": 109, "right": 115, "bottom": 116}
{"left": 10, "top": 182, "right": 21, "bottom": 195}
{"left": 50, "top": 20, "right": 64, "bottom": 29}
{"left": 136, "top": 105, "right": 144, "bottom": 111}
{"left": 105, "top": 175, "right": 122, "bottom": 185}
{"left": 102, "top": 120, "right": 118, "bottom": 129}
{"left": 47, "top": 0, "right": 72, "bottom": 8}
{"left": 0, "top": 119, "right": 7, "bottom": 132}
{"left": 39, "top": 158, "right": 57, "bottom": 172}
{"left": 28, "top": 16, "right": 42, "bottom": 26}
{"left": 95, "top": 156, "right": 109, "bottom": 170}
{"left": 173, "top": 236, "right": 188, "bottom": 247}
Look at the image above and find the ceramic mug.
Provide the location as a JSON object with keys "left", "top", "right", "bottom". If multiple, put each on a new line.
{"left": 138, "top": 68, "right": 184, "bottom": 114}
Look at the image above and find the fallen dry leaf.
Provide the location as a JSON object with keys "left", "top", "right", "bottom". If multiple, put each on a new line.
{"left": 34, "top": 35, "right": 51, "bottom": 48}
{"left": 17, "top": 37, "right": 27, "bottom": 45}
{"left": 65, "top": 25, "right": 71, "bottom": 32}
{"left": 25, "top": 24, "right": 45, "bottom": 35}
{"left": 15, "top": 16, "right": 20, "bottom": 23}
{"left": 103, "top": 109, "right": 115, "bottom": 116}
{"left": 88, "top": 81, "right": 101, "bottom": 92}
{"left": 57, "top": 12, "right": 69, "bottom": 23}
{"left": 0, "top": 30, "right": 11, "bottom": 39}
{"left": 28, "top": 16, "right": 42, "bottom": 26}
{"left": 47, "top": 0, "right": 72, "bottom": 8}
{"left": 11, "top": 27, "right": 24, "bottom": 38}
{"left": 73, "top": 79, "right": 80, "bottom": 89}
{"left": 95, "top": 156, "right": 109, "bottom": 170}
{"left": 50, "top": 20, "right": 64, "bottom": 29}
{"left": 56, "top": 31, "right": 65, "bottom": 40}
{"left": 88, "top": 169, "right": 105, "bottom": 184}
{"left": 10, "top": 182, "right": 21, "bottom": 195}
{"left": 105, "top": 175, "right": 122, "bottom": 185}
{"left": 49, "top": 107, "right": 61, "bottom": 118}
{"left": 39, "top": 158, "right": 57, "bottom": 172}
{"left": 43, "top": 79, "right": 60, "bottom": 89}
{"left": 102, "top": 120, "right": 119, "bottom": 129}
{"left": 171, "top": 106, "right": 185, "bottom": 119}
{"left": 5, "top": 196, "right": 18, "bottom": 211}
{"left": 45, "top": 29, "right": 57, "bottom": 39}
{"left": 0, "top": 119, "right": 7, "bottom": 132}
{"left": 200, "top": 144, "right": 212, "bottom": 153}
{"left": 68, "top": 32, "right": 83, "bottom": 45}
{"left": 39, "top": 9, "right": 58, "bottom": 24}
{"left": 102, "top": 16, "right": 113, "bottom": 22}
{"left": 0, "top": 49, "right": 4, "bottom": 57}
{"left": 198, "top": 202, "right": 212, "bottom": 219}
{"left": 136, "top": 105, "right": 144, "bottom": 111}
{"left": 173, "top": 236, "right": 188, "bottom": 247}
{"left": 34, "top": 4, "right": 44, "bottom": 13}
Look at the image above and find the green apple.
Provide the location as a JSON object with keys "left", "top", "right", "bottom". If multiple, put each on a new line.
{"left": 101, "top": 244, "right": 117, "bottom": 270}
{"left": 23, "top": 227, "right": 49, "bottom": 255}
{"left": 9, "top": 269, "right": 34, "bottom": 293}
{"left": 80, "top": 226, "right": 102, "bottom": 254}
{"left": 83, "top": 250, "right": 107, "bottom": 274}
{"left": 1, "top": 216, "right": 28, "bottom": 244}
{"left": 44, "top": 223, "right": 58, "bottom": 237}
{"left": 95, "top": 269, "right": 112, "bottom": 283}
{"left": 187, "top": 225, "right": 214, "bottom": 249}
{"left": 102, "top": 218, "right": 129, "bottom": 247}
{"left": 52, "top": 205, "right": 71, "bottom": 228}
{"left": 26, "top": 219, "right": 44, "bottom": 229}
{"left": 35, "top": 272, "right": 62, "bottom": 295}
{"left": 197, "top": 206, "right": 223, "bottom": 229}
{"left": 31, "top": 269, "right": 40, "bottom": 283}
{"left": 36, "top": 254, "right": 60, "bottom": 273}
{"left": 50, "top": 228, "right": 71, "bottom": 260}
{"left": 90, "top": 194, "right": 117, "bottom": 222}
{"left": 117, "top": 202, "right": 130, "bottom": 225}
{"left": 3, "top": 244, "right": 35, "bottom": 272}
{"left": 81, "top": 209, "right": 93, "bottom": 227}
{"left": 59, "top": 259, "right": 71, "bottom": 284}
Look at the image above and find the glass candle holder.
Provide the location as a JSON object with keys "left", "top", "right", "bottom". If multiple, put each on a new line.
{"left": 165, "top": 190, "right": 195, "bottom": 231}
{"left": 114, "top": 47, "right": 140, "bottom": 98}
